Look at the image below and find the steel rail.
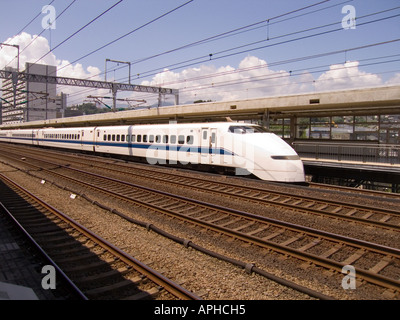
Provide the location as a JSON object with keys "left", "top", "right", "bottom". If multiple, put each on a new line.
{"left": 0, "top": 173, "right": 200, "bottom": 300}
{"left": 0, "top": 186, "right": 88, "bottom": 300}
{"left": 4, "top": 152, "right": 399, "bottom": 293}
{"left": 2, "top": 144, "right": 399, "bottom": 232}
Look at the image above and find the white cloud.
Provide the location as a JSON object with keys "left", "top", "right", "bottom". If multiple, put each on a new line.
{"left": 140, "top": 55, "right": 315, "bottom": 104}
{"left": 0, "top": 32, "right": 56, "bottom": 70}
{"left": 140, "top": 57, "right": 399, "bottom": 105}
{"left": 385, "top": 72, "right": 400, "bottom": 86}
{"left": 2, "top": 33, "right": 397, "bottom": 107}
{"left": 0, "top": 32, "right": 102, "bottom": 104}
{"left": 314, "top": 61, "right": 382, "bottom": 91}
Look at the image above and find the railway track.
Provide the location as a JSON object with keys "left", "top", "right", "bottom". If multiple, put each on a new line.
{"left": 0, "top": 173, "right": 200, "bottom": 300}
{"left": 1, "top": 146, "right": 399, "bottom": 297}
{"left": 2, "top": 144, "right": 400, "bottom": 233}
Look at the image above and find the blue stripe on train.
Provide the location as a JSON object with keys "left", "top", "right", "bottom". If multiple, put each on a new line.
{"left": 4, "top": 137, "right": 235, "bottom": 156}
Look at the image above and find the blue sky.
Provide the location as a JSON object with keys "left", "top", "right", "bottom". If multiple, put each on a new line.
{"left": 0, "top": 0, "right": 399, "bottom": 106}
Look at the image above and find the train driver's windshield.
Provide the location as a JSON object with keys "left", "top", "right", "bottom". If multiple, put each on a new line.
{"left": 228, "top": 125, "right": 269, "bottom": 134}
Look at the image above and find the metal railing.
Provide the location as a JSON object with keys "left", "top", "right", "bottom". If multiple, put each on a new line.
{"left": 293, "top": 142, "right": 400, "bottom": 165}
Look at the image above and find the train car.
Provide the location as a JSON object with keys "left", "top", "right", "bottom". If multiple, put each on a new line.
{"left": 1, "top": 122, "right": 305, "bottom": 183}
{"left": 1, "top": 129, "right": 39, "bottom": 145}
{"left": 0, "top": 130, "right": 10, "bottom": 143}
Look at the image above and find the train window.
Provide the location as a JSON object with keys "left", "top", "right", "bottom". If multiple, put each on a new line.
{"left": 132, "top": 135, "right": 136, "bottom": 142}
{"left": 137, "top": 135, "right": 142, "bottom": 143}
{"left": 156, "top": 135, "right": 161, "bottom": 143}
{"left": 163, "top": 135, "right": 168, "bottom": 144}
{"left": 149, "top": 135, "right": 154, "bottom": 143}
{"left": 143, "top": 135, "right": 148, "bottom": 143}
{"left": 104, "top": 135, "right": 107, "bottom": 141}
{"left": 211, "top": 133, "right": 216, "bottom": 143}
{"left": 78, "top": 134, "right": 80, "bottom": 140}
{"left": 187, "top": 135, "right": 194, "bottom": 144}
{"left": 116, "top": 135, "right": 120, "bottom": 142}
{"left": 203, "top": 131, "right": 208, "bottom": 140}
{"left": 112, "top": 135, "right": 116, "bottom": 141}
{"left": 178, "top": 135, "right": 185, "bottom": 144}
{"left": 108, "top": 134, "right": 111, "bottom": 141}
{"left": 170, "top": 135, "right": 176, "bottom": 144}
{"left": 228, "top": 125, "right": 269, "bottom": 134}
{"left": 121, "top": 135, "right": 125, "bottom": 142}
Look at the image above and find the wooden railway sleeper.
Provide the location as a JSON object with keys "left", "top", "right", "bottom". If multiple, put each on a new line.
{"left": 342, "top": 248, "right": 367, "bottom": 265}
{"left": 369, "top": 256, "right": 394, "bottom": 274}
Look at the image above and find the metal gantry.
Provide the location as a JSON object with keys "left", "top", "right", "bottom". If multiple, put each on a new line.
{"left": 0, "top": 68, "right": 179, "bottom": 111}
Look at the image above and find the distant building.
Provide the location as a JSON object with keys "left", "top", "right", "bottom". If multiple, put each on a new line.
{"left": 1, "top": 63, "right": 66, "bottom": 125}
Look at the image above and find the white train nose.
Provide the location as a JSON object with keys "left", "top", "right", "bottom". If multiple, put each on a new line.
{"left": 252, "top": 159, "right": 305, "bottom": 182}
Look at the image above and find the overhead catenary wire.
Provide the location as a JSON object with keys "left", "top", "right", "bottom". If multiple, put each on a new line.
{"left": 80, "top": 0, "right": 343, "bottom": 84}
{"left": 5, "top": 1, "right": 397, "bottom": 108}
{"left": 31, "top": 0, "right": 124, "bottom": 68}
{"left": 80, "top": 3, "right": 399, "bottom": 88}
{"left": 62, "top": 4, "right": 400, "bottom": 105}
{"left": 56, "top": 0, "right": 195, "bottom": 76}
{"left": 64, "top": 39, "right": 400, "bottom": 106}
{"left": 133, "top": 10, "right": 400, "bottom": 82}
{"left": 4, "top": 0, "right": 78, "bottom": 69}
{"left": 0, "top": 0, "right": 56, "bottom": 53}
{"left": 59, "top": 0, "right": 357, "bottom": 101}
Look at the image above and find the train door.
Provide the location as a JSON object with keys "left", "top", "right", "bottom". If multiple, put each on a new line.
{"left": 201, "top": 128, "right": 209, "bottom": 164}
{"left": 210, "top": 128, "right": 217, "bottom": 164}
{"left": 80, "top": 129, "right": 85, "bottom": 147}
{"left": 33, "top": 129, "right": 40, "bottom": 145}
{"left": 200, "top": 128, "right": 217, "bottom": 164}
{"left": 94, "top": 127, "right": 100, "bottom": 151}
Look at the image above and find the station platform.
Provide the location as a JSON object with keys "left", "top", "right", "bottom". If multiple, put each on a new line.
{"left": 302, "top": 157, "right": 400, "bottom": 190}
{"left": 0, "top": 211, "right": 57, "bottom": 300}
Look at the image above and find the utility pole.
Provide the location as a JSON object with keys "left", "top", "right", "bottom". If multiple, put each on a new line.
{"left": 105, "top": 59, "right": 132, "bottom": 84}
{"left": 0, "top": 43, "right": 20, "bottom": 72}
{"left": 105, "top": 59, "right": 133, "bottom": 111}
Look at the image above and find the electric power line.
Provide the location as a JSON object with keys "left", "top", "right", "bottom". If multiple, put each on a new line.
{"left": 56, "top": 0, "right": 195, "bottom": 75}
{"left": 0, "top": 0, "right": 56, "bottom": 53}
{"left": 32, "top": 0, "right": 124, "bottom": 67}
{"left": 4, "top": 0, "right": 78, "bottom": 69}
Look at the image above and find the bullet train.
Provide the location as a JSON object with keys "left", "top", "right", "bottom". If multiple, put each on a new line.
{"left": 0, "top": 122, "right": 305, "bottom": 183}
